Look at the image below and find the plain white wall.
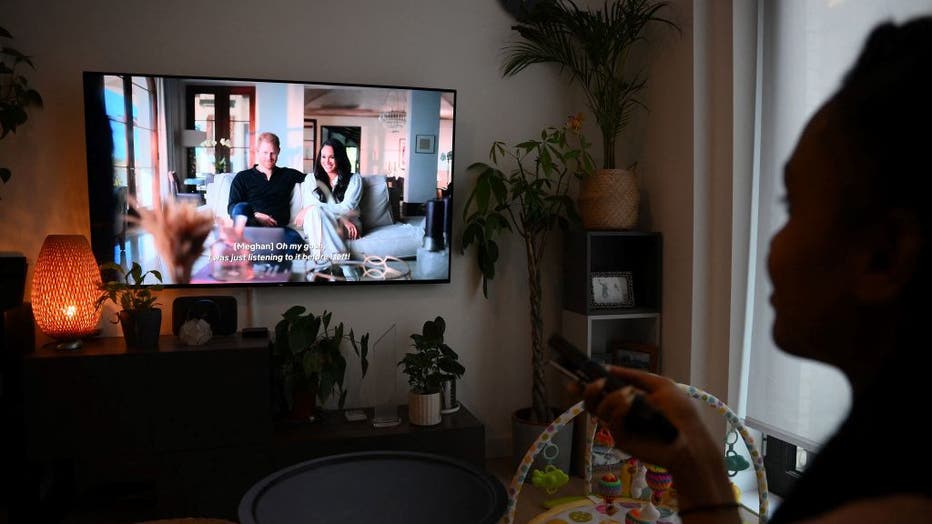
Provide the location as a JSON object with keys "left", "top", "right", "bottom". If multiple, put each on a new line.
{"left": 634, "top": 0, "right": 697, "bottom": 386}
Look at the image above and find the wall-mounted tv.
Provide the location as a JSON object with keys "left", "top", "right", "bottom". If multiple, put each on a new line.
{"left": 83, "top": 72, "right": 455, "bottom": 287}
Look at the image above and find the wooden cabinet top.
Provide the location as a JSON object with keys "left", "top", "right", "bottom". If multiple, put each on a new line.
{"left": 27, "top": 333, "right": 269, "bottom": 359}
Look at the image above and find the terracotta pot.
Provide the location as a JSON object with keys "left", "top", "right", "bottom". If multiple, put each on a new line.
{"left": 577, "top": 168, "right": 639, "bottom": 230}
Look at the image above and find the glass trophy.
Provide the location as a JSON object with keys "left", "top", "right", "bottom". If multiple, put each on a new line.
{"left": 365, "top": 323, "right": 402, "bottom": 428}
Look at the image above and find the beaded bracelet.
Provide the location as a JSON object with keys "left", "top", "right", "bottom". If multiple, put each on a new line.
{"left": 677, "top": 502, "right": 741, "bottom": 517}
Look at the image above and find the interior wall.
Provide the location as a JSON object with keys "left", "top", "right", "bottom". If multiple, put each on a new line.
{"left": 635, "top": 0, "right": 696, "bottom": 385}
{"left": 614, "top": 0, "right": 738, "bottom": 403}
{"left": 0, "top": 0, "right": 571, "bottom": 457}
{"left": 405, "top": 90, "right": 442, "bottom": 203}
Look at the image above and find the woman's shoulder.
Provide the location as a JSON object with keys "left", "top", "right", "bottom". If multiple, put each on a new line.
{"left": 800, "top": 494, "right": 932, "bottom": 523}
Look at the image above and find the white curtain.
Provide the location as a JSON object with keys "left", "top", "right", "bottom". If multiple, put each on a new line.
{"left": 744, "top": 0, "right": 931, "bottom": 452}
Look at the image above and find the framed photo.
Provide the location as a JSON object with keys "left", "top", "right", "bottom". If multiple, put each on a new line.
{"left": 415, "top": 134, "right": 436, "bottom": 154}
{"left": 611, "top": 341, "right": 659, "bottom": 373}
{"left": 589, "top": 271, "right": 634, "bottom": 308}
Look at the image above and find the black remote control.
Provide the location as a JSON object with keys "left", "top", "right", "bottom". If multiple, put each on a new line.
{"left": 548, "top": 334, "right": 679, "bottom": 443}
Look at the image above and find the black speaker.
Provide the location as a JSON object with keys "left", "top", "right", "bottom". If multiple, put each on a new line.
{"left": 172, "top": 296, "right": 237, "bottom": 336}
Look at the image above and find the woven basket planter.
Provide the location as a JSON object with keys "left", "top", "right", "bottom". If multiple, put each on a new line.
{"left": 578, "top": 168, "right": 639, "bottom": 230}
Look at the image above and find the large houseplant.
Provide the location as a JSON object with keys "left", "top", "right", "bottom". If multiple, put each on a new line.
{"left": 0, "top": 25, "right": 43, "bottom": 194}
{"left": 398, "top": 316, "right": 465, "bottom": 425}
{"left": 273, "top": 306, "right": 369, "bottom": 421}
{"left": 462, "top": 118, "right": 593, "bottom": 424}
{"left": 502, "top": 0, "right": 676, "bottom": 228}
{"left": 95, "top": 261, "right": 164, "bottom": 349}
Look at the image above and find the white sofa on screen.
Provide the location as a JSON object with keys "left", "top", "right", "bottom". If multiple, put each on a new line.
{"left": 203, "top": 173, "right": 424, "bottom": 261}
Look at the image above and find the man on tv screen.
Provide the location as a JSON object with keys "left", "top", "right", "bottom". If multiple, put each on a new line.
{"left": 227, "top": 131, "right": 306, "bottom": 266}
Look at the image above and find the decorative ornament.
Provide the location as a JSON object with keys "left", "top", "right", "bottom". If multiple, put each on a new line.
{"left": 644, "top": 464, "right": 672, "bottom": 506}
{"left": 179, "top": 318, "right": 212, "bottom": 346}
{"left": 624, "top": 501, "right": 660, "bottom": 524}
{"left": 530, "top": 464, "right": 569, "bottom": 495}
{"left": 725, "top": 428, "right": 751, "bottom": 476}
{"left": 596, "top": 472, "right": 623, "bottom": 515}
{"left": 530, "top": 442, "right": 569, "bottom": 495}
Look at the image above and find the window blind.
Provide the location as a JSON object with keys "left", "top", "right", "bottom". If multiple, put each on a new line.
{"left": 744, "top": 0, "right": 931, "bottom": 452}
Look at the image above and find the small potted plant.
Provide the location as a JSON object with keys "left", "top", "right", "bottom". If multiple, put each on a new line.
{"left": 273, "top": 306, "right": 369, "bottom": 422}
{"left": 95, "top": 261, "right": 164, "bottom": 349}
{"left": 398, "top": 316, "right": 465, "bottom": 426}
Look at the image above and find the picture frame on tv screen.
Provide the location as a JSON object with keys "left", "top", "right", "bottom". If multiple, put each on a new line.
{"left": 83, "top": 71, "right": 455, "bottom": 288}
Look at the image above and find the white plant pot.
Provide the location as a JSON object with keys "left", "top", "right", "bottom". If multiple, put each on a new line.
{"left": 408, "top": 391, "right": 442, "bottom": 426}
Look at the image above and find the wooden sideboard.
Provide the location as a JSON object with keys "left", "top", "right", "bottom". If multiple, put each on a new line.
{"left": 16, "top": 334, "right": 486, "bottom": 522}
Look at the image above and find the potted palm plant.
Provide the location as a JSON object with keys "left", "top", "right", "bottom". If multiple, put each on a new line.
{"left": 502, "top": 0, "right": 677, "bottom": 229}
{"left": 273, "top": 306, "right": 369, "bottom": 422}
{"left": 95, "top": 261, "right": 164, "bottom": 349}
{"left": 398, "top": 316, "right": 465, "bottom": 426}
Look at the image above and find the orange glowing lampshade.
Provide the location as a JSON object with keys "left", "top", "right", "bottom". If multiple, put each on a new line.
{"left": 31, "top": 235, "right": 102, "bottom": 347}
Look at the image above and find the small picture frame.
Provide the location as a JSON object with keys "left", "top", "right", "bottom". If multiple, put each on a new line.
{"left": 589, "top": 271, "right": 634, "bottom": 309}
{"left": 611, "top": 341, "right": 659, "bottom": 373}
{"left": 415, "top": 134, "right": 436, "bottom": 154}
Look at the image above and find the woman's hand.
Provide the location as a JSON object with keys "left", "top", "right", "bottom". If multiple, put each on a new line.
{"left": 574, "top": 367, "right": 696, "bottom": 468}
{"left": 253, "top": 212, "right": 277, "bottom": 226}
{"left": 572, "top": 366, "right": 738, "bottom": 512}
{"left": 340, "top": 218, "right": 358, "bottom": 240}
{"left": 294, "top": 207, "right": 308, "bottom": 228}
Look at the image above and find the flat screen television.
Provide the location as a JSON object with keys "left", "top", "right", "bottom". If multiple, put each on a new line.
{"left": 83, "top": 71, "right": 455, "bottom": 287}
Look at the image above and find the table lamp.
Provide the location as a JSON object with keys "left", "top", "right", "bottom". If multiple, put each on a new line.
{"left": 31, "top": 235, "right": 101, "bottom": 350}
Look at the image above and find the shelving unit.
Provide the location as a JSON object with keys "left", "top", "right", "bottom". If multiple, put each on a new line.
{"left": 561, "top": 230, "right": 662, "bottom": 369}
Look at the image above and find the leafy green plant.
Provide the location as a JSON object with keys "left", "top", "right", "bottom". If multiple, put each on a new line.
{"left": 273, "top": 307, "right": 369, "bottom": 410}
{"left": 95, "top": 261, "right": 163, "bottom": 313}
{"left": 398, "top": 316, "right": 465, "bottom": 394}
{"left": 503, "top": 0, "right": 676, "bottom": 169}
{"left": 1, "top": 26, "right": 44, "bottom": 189}
{"left": 461, "top": 119, "right": 593, "bottom": 422}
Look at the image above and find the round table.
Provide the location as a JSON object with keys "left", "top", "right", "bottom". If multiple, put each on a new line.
{"left": 239, "top": 451, "right": 506, "bottom": 524}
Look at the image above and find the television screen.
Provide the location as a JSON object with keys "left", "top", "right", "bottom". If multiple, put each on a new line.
{"left": 83, "top": 72, "right": 455, "bottom": 287}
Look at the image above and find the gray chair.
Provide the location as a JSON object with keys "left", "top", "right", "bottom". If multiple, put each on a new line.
{"left": 169, "top": 170, "right": 203, "bottom": 205}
